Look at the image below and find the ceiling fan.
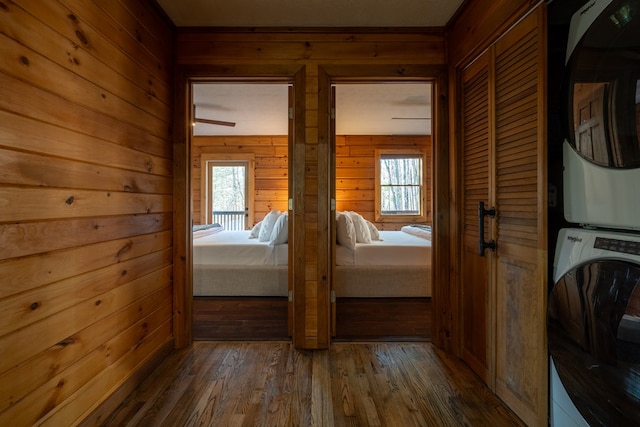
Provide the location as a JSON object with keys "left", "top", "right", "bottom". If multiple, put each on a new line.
{"left": 192, "top": 105, "right": 236, "bottom": 127}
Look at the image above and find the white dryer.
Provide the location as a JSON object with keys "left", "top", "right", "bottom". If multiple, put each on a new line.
{"left": 562, "top": 0, "right": 640, "bottom": 230}
{"left": 549, "top": 228, "right": 640, "bottom": 426}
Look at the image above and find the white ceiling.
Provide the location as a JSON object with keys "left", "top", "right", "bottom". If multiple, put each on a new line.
{"left": 193, "top": 83, "right": 432, "bottom": 136}
{"left": 164, "top": 1, "right": 459, "bottom": 136}
{"left": 156, "top": 0, "right": 463, "bottom": 28}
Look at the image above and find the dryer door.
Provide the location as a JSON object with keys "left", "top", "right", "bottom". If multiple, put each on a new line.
{"left": 548, "top": 259, "right": 640, "bottom": 425}
{"left": 566, "top": 0, "right": 640, "bottom": 168}
{"left": 562, "top": 0, "right": 640, "bottom": 229}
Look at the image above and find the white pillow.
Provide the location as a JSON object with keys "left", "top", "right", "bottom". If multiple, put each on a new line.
{"left": 249, "top": 221, "right": 262, "bottom": 238}
{"left": 336, "top": 212, "right": 356, "bottom": 250}
{"left": 366, "top": 220, "right": 381, "bottom": 241}
{"left": 269, "top": 214, "right": 288, "bottom": 245}
{"left": 346, "top": 211, "right": 371, "bottom": 243}
{"left": 258, "top": 210, "right": 281, "bottom": 242}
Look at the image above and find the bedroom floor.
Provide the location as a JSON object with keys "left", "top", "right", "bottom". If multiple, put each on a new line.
{"left": 101, "top": 341, "right": 525, "bottom": 426}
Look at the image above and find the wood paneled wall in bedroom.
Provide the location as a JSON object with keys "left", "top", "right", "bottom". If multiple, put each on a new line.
{"left": 192, "top": 136, "right": 289, "bottom": 225}
{"left": 192, "top": 134, "right": 432, "bottom": 229}
{"left": 336, "top": 135, "right": 432, "bottom": 230}
{"left": 0, "top": 1, "right": 174, "bottom": 425}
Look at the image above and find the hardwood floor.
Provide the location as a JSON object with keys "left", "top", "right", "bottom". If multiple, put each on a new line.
{"left": 100, "top": 342, "right": 525, "bottom": 426}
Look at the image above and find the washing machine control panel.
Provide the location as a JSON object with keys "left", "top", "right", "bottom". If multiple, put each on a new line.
{"left": 594, "top": 237, "right": 640, "bottom": 256}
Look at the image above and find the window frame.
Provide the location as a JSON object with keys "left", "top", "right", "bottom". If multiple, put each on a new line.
{"left": 200, "top": 153, "right": 255, "bottom": 229}
{"left": 374, "top": 148, "right": 427, "bottom": 223}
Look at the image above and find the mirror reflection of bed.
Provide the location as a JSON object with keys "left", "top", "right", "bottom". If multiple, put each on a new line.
{"left": 191, "top": 81, "right": 433, "bottom": 341}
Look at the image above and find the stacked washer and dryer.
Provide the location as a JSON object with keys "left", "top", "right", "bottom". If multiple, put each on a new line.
{"left": 547, "top": 0, "right": 640, "bottom": 425}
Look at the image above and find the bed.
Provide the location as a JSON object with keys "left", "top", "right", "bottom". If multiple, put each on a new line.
{"left": 193, "top": 214, "right": 431, "bottom": 298}
{"left": 193, "top": 239, "right": 288, "bottom": 297}
{"left": 192, "top": 211, "right": 432, "bottom": 340}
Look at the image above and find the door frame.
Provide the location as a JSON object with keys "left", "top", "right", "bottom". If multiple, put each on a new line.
{"left": 172, "top": 65, "right": 305, "bottom": 348}
{"left": 318, "top": 64, "right": 450, "bottom": 346}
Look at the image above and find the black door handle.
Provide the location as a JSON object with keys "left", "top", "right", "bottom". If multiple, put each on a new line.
{"left": 478, "top": 201, "right": 496, "bottom": 256}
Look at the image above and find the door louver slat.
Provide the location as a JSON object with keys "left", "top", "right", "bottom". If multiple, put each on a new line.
{"left": 463, "top": 67, "right": 490, "bottom": 240}
{"left": 495, "top": 26, "right": 538, "bottom": 248}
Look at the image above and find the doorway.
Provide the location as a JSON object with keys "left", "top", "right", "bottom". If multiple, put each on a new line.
{"left": 330, "top": 81, "right": 435, "bottom": 341}
{"left": 190, "top": 81, "right": 293, "bottom": 340}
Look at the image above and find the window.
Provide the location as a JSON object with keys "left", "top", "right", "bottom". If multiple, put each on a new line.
{"left": 209, "top": 162, "right": 247, "bottom": 229}
{"left": 375, "top": 149, "right": 427, "bottom": 223}
{"left": 200, "top": 154, "right": 255, "bottom": 230}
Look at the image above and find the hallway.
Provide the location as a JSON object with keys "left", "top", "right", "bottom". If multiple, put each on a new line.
{"left": 101, "top": 342, "right": 525, "bottom": 426}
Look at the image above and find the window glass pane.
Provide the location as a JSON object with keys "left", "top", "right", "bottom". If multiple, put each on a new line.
{"left": 381, "top": 185, "right": 421, "bottom": 214}
{"left": 211, "top": 165, "right": 246, "bottom": 229}
{"left": 380, "top": 157, "right": 422, "bottom": 185}
{"left": 379, "top": 155, "right": 422, "bottom": 215}
{"left": 212, "top": 166, "right": 245, "bottom": 210}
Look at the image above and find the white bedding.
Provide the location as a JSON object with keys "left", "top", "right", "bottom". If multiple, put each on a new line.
{"left": 193, "top": 230, "right": 287, "bottom": 266}
{"left": 194, "top": 229, "right": 430, "bottom": 267}
{"left": 336, "top": 230, "right": 431, "bottom": 266}
{"left": 193, "top": 226, "right": 431, "bottom": 297}
{"left": 400, "top": 225, "right": 432, "bottom": 241}
{"left": 192, "top": 224, "right": 224, "bottom": 239}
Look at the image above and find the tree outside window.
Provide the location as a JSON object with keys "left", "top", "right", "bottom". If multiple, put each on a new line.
{"left": 375, "top": 149, "right": 427, "bottom": 223}
{"left": 209, "top": 163, "right": 248, "bottom": 230}
{"left": 201, "top": 155, "right": 255, "bottom": 230}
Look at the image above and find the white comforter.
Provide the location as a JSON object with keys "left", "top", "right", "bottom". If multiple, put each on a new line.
{"left": 193, "top": 229, "right": 431, "bottom": 267}
{"left": 193, "top": 231, "right": 288, "bottom": 266}
{"left": 336, "top": 230, "right": 431, "bottom": 266}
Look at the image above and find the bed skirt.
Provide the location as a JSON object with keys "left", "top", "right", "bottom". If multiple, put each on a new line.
{"left": 194, "top": 264, "right": 430, "bottom": 298}
{"left": 194, "top": 265, "right": 288, "bottom": 297}
{"left": 334, "top": 265, "right": 431, "bottom": 298}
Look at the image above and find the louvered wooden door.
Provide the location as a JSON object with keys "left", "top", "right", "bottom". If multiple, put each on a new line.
{"left": 460, "top": 53, "right": 493, "bottom": 385}
{"left": 493, "top": 10, "right": 547, "bottom": 426}
{"left": 459, "top": 7, "right": 547, "bottom": 426}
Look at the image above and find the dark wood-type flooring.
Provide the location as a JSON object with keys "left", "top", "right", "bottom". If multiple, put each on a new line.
{"left": 193, "top": 297, "right": 431, "bottom": 341}
{"left": 335, "top": 297, "right": 431, "bottom": 341}
{"left": 101, "top": 341, "right": 525, "bottom": 426}
{"left": 193, "top": 297, "right": 290, "bottom": 340}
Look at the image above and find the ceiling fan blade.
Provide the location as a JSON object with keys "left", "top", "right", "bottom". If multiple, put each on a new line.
{"left": 194, "top": 117, "right": 236, "bottom": 127}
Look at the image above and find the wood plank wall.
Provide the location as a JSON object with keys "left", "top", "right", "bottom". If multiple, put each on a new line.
{"left": 192, "top": 136, "right": 289, "bottom": 225}
{"left": 0, "top": 1, "right": 174, "bottom": 425}
{"left": 175, "top": 29, "right": 447, "bottom": 349}
{"left": 447, "top": 0, "right": 540, "bottom": 68}
{"left": 192, "top": 134, "right": 431, "bottom": 229}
